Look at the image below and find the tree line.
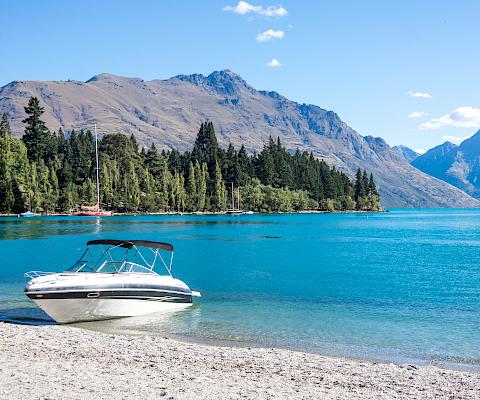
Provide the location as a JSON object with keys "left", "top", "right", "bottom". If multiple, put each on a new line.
{"left": 0, "top": 97, "right": 380, "bottom": 214}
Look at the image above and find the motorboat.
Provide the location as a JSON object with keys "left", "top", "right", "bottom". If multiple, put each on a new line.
{"left": 24, "top": 239, "right": 201, "bottom": 323}
{"left": 20, "top": 211, "right": 39, "bottom": 217}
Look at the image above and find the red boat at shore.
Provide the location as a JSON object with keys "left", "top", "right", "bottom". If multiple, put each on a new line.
{"left": 73, "top": 125, "right": 112, "bottom": 218}
{"left": 74, "top": 205, "right": 113, "bottom": 217}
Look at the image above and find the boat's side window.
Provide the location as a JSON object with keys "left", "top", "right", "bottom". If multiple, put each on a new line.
{"left": 97, "top": 261, "right": 122, "bottom": 273}
{"left": 128, "top": 263, "right": 153, "bottom": 274}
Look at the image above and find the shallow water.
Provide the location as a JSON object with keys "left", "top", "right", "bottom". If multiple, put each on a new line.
{"left": 1, "top": 210, "right": 479, "bottom": 370}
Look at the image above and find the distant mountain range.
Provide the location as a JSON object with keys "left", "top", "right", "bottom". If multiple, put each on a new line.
{"left": 0, "top": 70, "right": 477, "bottom": 208}
{"left": 412, "top": 131, "right": 480, "bottom": 199}
{"left": 392, "top": 145, "right": 420, "bottom": 163}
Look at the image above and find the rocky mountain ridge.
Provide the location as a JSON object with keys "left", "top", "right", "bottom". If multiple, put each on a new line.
{"left": 0, "top": 70, "right": 477, "bottom": 208}
{"left": 412, "top": 131, "right": 480, "bottom": 199}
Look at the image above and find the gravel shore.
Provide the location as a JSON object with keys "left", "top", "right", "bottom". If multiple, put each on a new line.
{"left": 0, "top": 323, "right": 479, "bottom": 400}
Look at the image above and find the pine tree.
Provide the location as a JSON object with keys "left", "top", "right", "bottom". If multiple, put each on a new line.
{"left": 237, "top": 144, "right": 252, "bottom": 185}
{"left": 191, "top": 121, "right": 219, "bottom": 178}
{"left": 22, "top": 97, "right": 51, "bottom": 162}
{"left": 368, "top": 173, "right": 378, "bottom": 196}
{"left": 145, "top": 143, "right": 163, "bottom": 178}
{"left": 362, "top": 170, "right": 369, "bottom": 196}
{"left": 368, "top": 173, "right": 380, "bottom": 211}
{"left": 256, "top": 146, "right": 275, "bottom": 185}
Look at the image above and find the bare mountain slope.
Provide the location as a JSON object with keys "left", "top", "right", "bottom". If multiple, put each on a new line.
{"left": 0, "top": 70, "right": 477, "bottom": 208}
{"left": 412, "top": 132, "right": 480, "bottom": 199}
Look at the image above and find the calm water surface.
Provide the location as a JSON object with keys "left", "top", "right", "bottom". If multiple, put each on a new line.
{"left": 1, "top": 209, "right": 479, "bottom": 370}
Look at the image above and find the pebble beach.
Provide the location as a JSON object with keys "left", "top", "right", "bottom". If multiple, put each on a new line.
{"left": 0, "top": 323, "right": 479, "bottom": 400}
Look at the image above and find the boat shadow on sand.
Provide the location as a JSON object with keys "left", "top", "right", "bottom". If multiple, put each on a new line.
{"left": 0, "top": 307, "right": 55, "bottom": 326}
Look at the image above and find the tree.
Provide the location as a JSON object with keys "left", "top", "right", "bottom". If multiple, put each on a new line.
{"left": 354, "top": 168, "right": 368, "bottom": 209}
{"left": 22, "top": 97, "right": 51, "bottom": 162}
{"left": 191, "top": 121, "right": 219, "bottom": 178}
{"left": 368, "top": 173, "right": 380, "bottom": 211}
{"left": 210, "top": 160, "right": 226, "bottom": 211}
{"left": 0, "top": 114, "right": 15, "bottom": 212}
{"left": 196, "top": 161, "right": 207, "bottom": 211}
{"left": 10, "top": 115, "right": 377, "bottom": 214}
{"left": 256, "top": 145, "right": 275, "bottom": 185}
{"left": 26, "top": 162, "right": 40, "bottom": 212}
{"left": 124, "top": 161, "right": 141, "bottom": 211}
{"left": 186, "top": 161, "right": 197, "bottom": 211}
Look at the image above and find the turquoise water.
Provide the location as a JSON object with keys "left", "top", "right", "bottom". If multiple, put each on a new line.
{"left": 1, "top": 210, "right": 479, "bottom": 370}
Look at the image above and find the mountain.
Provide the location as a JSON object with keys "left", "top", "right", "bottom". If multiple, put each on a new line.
{"left": 392, "top": 145, "right": 419, "bottom": 163}
{"left": 0, "top": 70, "right": 477, "bottom": 208}
{"left": 412, "top": 131, "right": 480, "bottom": 199}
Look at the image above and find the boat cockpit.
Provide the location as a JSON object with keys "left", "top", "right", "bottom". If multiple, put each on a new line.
{"left": 25, "top": 239, "right": 175, "bottom": 279}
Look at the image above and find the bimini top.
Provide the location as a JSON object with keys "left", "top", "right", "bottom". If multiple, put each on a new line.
{"left": 87, "top": 239, "right": 174, "bottom": 252}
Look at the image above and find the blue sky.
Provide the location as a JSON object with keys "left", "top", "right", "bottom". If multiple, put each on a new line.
{"left": 1, "top": 0, "right": 479, "bottom": 152}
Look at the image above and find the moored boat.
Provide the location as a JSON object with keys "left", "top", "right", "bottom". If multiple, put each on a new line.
{"left": 20, "top": 211, "right": 39, "bottom": 217}
{"left": 24, "top": 239, "right": 201, "bottom": 323}
{"left": 73, "top": 125, "right": 112, "bottom": 217}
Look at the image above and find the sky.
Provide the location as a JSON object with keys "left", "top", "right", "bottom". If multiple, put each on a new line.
{"left": 1, "top": 0, "right": 479, "bottom": 153}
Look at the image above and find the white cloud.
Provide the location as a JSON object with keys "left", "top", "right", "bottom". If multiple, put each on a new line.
{"left": 266, "top": 58, "right": 281, "bottom": 67}
{"left": 223, "top": 1, "right": 287, "bottom": 18}
{"left": 419, "top": 106, "right": 480, "bottom": 130}
{"left": 256, "top": 29, "right": 284, "bottom": 42}
{"left": 414, "top": 148, "right": 426, "bottom": 154}
{"left": 408, "top": 111, "right": 428, "bottom": 118}
{"left": 441, "top": 134, "right": 473, "bottom": 144}
{"left": 408, "top": 91, "right": 432, "bottom": 99}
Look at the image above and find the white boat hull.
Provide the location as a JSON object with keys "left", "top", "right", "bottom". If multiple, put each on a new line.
{"left": 33, "top": 297, "right": 192, "bottom": 324}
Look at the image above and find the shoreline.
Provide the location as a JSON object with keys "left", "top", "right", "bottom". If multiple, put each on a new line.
{"left": 0, "top": 209, "right": 387, "bottom": 218}
{"left": 1, "top": 323, "right": 478, "bottom": 399}
{"left": 78, "top": 320, "right": 480, "bottom": 374}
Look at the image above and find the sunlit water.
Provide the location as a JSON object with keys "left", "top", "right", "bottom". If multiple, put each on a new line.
{"left": 1, "top": 210, "right": 479, "bottom": 370}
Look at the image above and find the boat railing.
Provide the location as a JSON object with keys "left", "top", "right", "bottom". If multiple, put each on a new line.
{"left": 24, "top": 271, "right": 56, "bottom": 279}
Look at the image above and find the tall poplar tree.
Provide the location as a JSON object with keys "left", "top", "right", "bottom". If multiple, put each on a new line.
{"left": 186, "top": 161, "right": 197, "bottom": 211}
{"left": 211, "top": 160, "right": 227, "bottom": 211}
{"left": 0, "top": 114, "right": 15, "bottom": 212}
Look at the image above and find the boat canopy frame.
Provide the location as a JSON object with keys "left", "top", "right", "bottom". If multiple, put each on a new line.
{"left": 69, "top": 240, "right": 175, "bottom": 276}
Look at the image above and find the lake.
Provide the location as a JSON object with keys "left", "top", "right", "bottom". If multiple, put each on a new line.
{"left": 1, "top": 209, "right": 479, "bottom": 370}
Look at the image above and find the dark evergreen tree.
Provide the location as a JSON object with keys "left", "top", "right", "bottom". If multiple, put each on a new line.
{"left": 22, "top": 97, "right": 51, "bottom": 162}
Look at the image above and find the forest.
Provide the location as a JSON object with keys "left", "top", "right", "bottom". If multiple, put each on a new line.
{"left": 0, "top": 97, "right": 380, "bottom": 214}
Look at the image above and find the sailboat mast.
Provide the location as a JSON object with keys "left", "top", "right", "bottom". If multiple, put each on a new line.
{"left": 95, "top": 124, "right": 100, "bottom": 208}
{"left": 231, "top": 182, "right": 234, "bottom": 210}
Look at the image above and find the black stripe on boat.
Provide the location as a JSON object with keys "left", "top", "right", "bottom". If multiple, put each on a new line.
{"left": 26, "top": 290, "right": 192, "bottom": 303}
{"left": 25, "top": 283, "right": 191, "bottom": 294}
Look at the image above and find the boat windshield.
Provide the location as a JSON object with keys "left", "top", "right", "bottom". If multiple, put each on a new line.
{"left": 64, "top": 241, "right": 174, "bottom": 276}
